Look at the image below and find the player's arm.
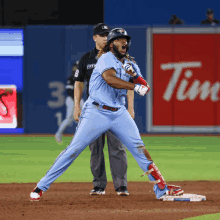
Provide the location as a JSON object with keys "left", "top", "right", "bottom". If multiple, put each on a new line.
{"left": 102, "top": 69, "right": 149, "bottom": 96}
{"left": 74, "top": 81, "right": 84, "bottom": 121}
{"left": 127, "top": 90, "right": 135, "bottom": 119}
{"left": 122, "top": 63, "right": 149, "bottom": 87}
{"left": 73, "top": 56, "right": 86, "bottom": 121}
{"left": 74, "top": 81, "right": 84, "bottom": 107}
{"left": 102, "top": 69, "right": 135, "bottom": 90}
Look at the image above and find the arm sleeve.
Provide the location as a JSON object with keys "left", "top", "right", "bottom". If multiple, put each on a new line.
{"left": 96, "top": 54, "right": 116, "bottom": 75}
{"left": 132, "top": 62, "right": 143, "bottom": 78}
{"left": 130, "top": 62, "right": 148, "bottom": 86}
{"left": 74, "top": 54, "right": 87, "bottom": 82}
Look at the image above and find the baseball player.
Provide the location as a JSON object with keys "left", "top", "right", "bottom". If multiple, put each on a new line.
{"left": 55, "top": 61, "right": 84, "bottom": 143}
{"left": 74, "top": 23, "right": 131, "bottom": 196}
{"left": 30, "top": 28, "right": 184, "bottom": 201}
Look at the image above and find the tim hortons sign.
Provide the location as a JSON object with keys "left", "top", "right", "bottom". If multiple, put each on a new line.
{"left": 161, "top": 62, "right": 220, "bottom": 102}
{"left": 151, "top": 33, "right": 220, "bottom": 127}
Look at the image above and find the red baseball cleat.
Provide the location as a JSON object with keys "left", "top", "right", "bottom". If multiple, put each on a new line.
{"left": 166, "top": 185, "right": 184, "bottom": 196}
{"left": 30, "top": 187, "right": 43, "bottom": 201}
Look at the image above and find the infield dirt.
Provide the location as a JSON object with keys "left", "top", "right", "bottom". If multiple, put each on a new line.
{"left": 0, "top": 181, "right": 219, "bottom": 220}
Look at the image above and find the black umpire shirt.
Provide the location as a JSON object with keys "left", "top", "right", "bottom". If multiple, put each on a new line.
{"left": 74, "top": 47, "right": 99, "bottom": 98}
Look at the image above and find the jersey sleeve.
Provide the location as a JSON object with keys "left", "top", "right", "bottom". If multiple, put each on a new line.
{"left": 96, "top": 53, "right": 116, "bottom": 75}
{"left": 132, "top": 61, "right": 143, "bottom": 78}
{"left": 74, "top": 54, "right": 87, "bottom": 82}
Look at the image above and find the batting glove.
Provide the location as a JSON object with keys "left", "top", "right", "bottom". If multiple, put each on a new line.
{"left": 134, "top": 84, "right": 149, "bottom": 96}
{"left": 122, "top": 63, "right": 138, "bottom": 77}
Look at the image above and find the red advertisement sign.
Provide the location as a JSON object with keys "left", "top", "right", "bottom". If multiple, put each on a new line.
{"left": 152, "top": 34, "right": 220, "bottom": 126}
{"left": 0, "top": 85, "right": 17, "bottom": 128}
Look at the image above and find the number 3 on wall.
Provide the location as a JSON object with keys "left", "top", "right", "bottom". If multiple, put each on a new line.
{"left": 47, "top": 81, "right": 65, "bottom": 108}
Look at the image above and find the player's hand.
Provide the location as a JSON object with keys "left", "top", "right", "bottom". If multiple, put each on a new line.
{"left": 74, "top": 106, "right": 81, "bottom": 122}
{"left": 127, "top": 108, "right": 135, "bottom": 119}
{"left": 134, "top": 84, "right": 150, "bottom": 96}
{"left": 122, "top": 63, "right": 137, "bottom": 77}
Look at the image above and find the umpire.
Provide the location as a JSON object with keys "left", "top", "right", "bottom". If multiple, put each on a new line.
{"left": 74, "top": 23, "right": 134, "bottom": 196}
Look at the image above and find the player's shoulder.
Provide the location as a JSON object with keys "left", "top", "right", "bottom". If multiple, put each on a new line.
{"left": 98, "top": 51, "right": 115, "bottom": 62}
{"left": 101, "top": 51, "right": 113, "bottom": 58}
{"left": 127, "top": 59, "right": 136, "bottom": 65}
{"left": 126, "top": 57, "right": 137, "bottom": 67}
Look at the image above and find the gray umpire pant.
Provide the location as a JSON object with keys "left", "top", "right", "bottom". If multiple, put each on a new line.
{"left": 89, "top": 130, "right": 127, "bottom": 190}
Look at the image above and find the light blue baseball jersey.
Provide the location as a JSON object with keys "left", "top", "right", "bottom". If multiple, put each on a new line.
{"left": 88, "top": 51, "right": 142, "bottom": 108}
{"left": 36, "top": 50, "right": 168, "bottom": 200}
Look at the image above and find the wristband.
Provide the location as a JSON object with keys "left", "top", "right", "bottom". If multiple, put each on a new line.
{"left": 133, "top": 76, "right": 147, "bottom": 86}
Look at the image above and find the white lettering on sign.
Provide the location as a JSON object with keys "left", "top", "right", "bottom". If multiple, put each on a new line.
{"left": 160, "top": 62, "right": 220, "bottom": 102}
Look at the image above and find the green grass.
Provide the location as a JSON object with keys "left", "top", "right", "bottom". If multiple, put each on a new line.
{"left": 0, "top": 136, "right": 219, "bottom": 183}
{"left": 184, "top": 213, "right": 220, "bottom": 219}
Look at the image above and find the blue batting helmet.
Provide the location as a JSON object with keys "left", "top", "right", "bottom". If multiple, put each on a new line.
{"left": 107, "top": 28, "right": 131, "bottom": 49}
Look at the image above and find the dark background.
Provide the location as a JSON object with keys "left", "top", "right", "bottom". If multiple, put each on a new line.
{"left": 1, "top": 0, "right": 220, "bottom": 27}
{"left": 0, "top": 0, "right": 104, "bottom": 26}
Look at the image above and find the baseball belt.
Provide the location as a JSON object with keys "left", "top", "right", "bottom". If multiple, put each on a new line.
{"left": 92, "top": 101, "right": 119, "bottom": 112}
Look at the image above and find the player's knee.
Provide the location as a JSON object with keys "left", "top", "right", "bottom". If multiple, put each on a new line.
{"left": 137, "top": 145, "right": 152, "bottom": 161}
{"left": 137, "top": 145, "right": 145, "bottom": 153}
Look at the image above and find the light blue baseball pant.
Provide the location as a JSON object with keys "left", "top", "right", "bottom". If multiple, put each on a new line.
{"left": 37, "top": 101, "right": 167, "bottom": 199}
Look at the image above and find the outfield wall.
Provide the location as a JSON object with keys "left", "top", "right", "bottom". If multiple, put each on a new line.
{"left": 23, "top": 25, "right": 147, "bottom": 134}
{"left": 1, "top": 26, "right": 220, "bottom": 134}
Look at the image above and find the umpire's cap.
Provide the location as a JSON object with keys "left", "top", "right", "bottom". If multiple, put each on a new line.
{"left": 207, "top": 8, "right": 214, "bottom": 15}
{"left": 93, "top": 23, "right": 110, "bottom": 36}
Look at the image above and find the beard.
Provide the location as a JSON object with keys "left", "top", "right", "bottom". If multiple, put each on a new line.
{"left": 112, "top": 44, "right": 127, "bottom": 59}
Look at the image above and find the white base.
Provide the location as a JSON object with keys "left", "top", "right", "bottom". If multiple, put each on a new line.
{"left": 160, "top": 193, "right": 206, "bottom": 202}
